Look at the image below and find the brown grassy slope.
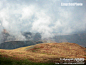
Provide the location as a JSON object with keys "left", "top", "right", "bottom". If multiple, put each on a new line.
{"left": 0, "top": 42, "right": 86, "bottom": 63}
{"left": 27, "top": 42, "right": 86, "bottom": 58}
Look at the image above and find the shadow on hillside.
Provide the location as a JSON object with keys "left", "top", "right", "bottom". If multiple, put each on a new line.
{"left": 0, "top": 41, "right": 43, "bottom": 49}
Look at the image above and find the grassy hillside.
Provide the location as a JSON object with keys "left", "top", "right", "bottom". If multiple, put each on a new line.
{"left": 0, "top": 42, "right": 86, "bottom": 65}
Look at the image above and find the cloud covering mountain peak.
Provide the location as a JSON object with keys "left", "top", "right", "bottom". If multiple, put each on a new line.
{"left": 0, "top": 0, "right": 86, "bottom": 39}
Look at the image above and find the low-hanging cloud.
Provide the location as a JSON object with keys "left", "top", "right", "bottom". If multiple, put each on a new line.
{"left": 0, "top": 0, "right": 86, "bottom": 41}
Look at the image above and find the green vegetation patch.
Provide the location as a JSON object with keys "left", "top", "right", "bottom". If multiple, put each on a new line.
{"left": 0, "top": 56, "right": 55, "bottom": 65}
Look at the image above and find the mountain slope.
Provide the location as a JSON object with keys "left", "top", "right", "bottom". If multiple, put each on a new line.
{"left": 54, "top": 33, "right": 86, "bottom": 47}
{"left": 0, "top": 41, "right": 43, "bottom": 49}
{"left": 0, "top": 42, "right": 86, "bottom": 64}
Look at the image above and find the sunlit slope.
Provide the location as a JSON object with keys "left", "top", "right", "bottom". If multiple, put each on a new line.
{"left": 26, "top": 42, "right": 86, "bottom": 59}
{"left": 0, "top": 42, "right": 86, "bottom": 63}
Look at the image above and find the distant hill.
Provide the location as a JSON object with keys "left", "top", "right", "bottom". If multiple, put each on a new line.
{"left": 0, "top": 29, "right": 86, "bottom": 48}
{"left": 54, "top": 33, "right": 86, "bottom": 47}
{"left": 0, "top": 41, "right": 43, "bottom": 49}
{"left": 0, "top": 30, "right": 42, "bottom": 44}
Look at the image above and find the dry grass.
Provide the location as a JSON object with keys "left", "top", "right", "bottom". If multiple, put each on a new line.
{"left": 0, "top": 42, "right": 86, "bottom": 63}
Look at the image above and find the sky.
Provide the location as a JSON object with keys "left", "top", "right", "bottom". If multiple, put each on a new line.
{"left": 0, "top": 0, "right": 86, "bottom": 39}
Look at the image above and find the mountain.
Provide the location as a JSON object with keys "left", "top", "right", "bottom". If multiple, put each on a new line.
{"left": 0, "top": 29, "right": 86, "bottom": 48}
{"left": 0, "top": 29, "right": 16, "bottom": 43}
{"left": 22, "top": 32, "right": 42, "bottom": 41}
{"left": 54, "top": 33, "right": 86, "bottom": 47}
{"left": 0, "top": 29, "right": 42, "bottom": 44}
{"left": 0, "top": 41, "right": 43, "bottom": 49}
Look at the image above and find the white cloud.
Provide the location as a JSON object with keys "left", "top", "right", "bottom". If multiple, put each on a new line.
{"left": 0, "top": 0, "right": 86, "bottom": 40}
{"left": 20, "top": 5, "right": 35, "bottom": 20}
{"left": 31, "top": 10, "right": 53, "bottom": 38}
